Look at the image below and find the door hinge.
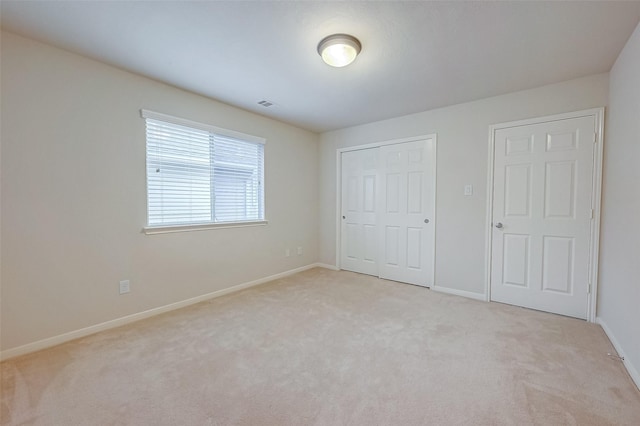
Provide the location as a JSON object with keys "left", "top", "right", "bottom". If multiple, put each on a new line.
{"left": 590, "top": 208, "right": 594, "bottom": 219}
{"left": 588, "top": 284, "right": 592, "bottom": 294}
{"left": 592, "top": 132, "right": 597, "bottom": 144}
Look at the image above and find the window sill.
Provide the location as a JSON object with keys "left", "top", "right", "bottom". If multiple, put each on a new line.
{"left": 143, "top": 220, "right": 268, "bottom": 235}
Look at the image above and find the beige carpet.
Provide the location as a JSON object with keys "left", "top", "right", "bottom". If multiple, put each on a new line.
{"left": 2, "top": 268, "right": 639, "bottom": 425}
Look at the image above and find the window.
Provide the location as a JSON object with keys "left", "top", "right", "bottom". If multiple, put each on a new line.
{"left": 142, "top": 110, "right": 265, "bottom": 231}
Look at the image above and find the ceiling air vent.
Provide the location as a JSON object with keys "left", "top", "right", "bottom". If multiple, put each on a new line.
{"left": 258, "top": 100, "right": 274, "bottom": 108}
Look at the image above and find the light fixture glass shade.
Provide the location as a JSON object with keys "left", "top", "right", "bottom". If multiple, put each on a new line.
{"left": 317, "top": 34, "right": 361, "bottom": 67}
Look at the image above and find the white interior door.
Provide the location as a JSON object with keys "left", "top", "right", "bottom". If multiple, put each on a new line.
{"left": 378, "top": 139, "right": 435, "bottom": 287}
{"left": 340, "top": 148, "right": 379, "bottom": 276}
{"left": 490, "top": 115, "right": 596, "bottom": 319}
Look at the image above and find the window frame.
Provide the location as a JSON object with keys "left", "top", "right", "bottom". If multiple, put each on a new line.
{"left": 141, "top": 109, "right": 267, "bottom": 234}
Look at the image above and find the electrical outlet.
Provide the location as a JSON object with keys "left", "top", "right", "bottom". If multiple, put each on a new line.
{"left": 119, "top": 280, "right": 130, "bottom": 295}
{"left": 285, "top": 248, "right": 291, "bottom": 257}
{"left": 297, "top": 247, "right": 303, "bottom": 256}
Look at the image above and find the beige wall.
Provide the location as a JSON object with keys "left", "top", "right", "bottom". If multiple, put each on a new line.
{"left": 319, "top": 73, "right": 609, "bottom": 296}
{"left": 0, "top": 32, "right": 320, "bottom": 352}
{"left": 599, "top": 22, "right": 640, "bottom": 385}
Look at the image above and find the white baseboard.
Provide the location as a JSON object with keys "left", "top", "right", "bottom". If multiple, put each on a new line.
{"left": 0, "top": 263, "right": 326, "bottom": 361}
{"left": 431, "top": 284, "right": 486, "bottom": 301}
{"left": 596, "top": 317, "right": 640, "bottom": 391}
{"left": 315, "top": 263, "right": 339, "bottom": 271}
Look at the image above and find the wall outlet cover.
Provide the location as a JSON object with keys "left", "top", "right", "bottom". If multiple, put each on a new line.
{"left": 119, "top": 280, "right": 130, "bottom": 294}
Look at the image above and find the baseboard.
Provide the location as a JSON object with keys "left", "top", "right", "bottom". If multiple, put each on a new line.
{"left": 431, "top": 285, "right": 486, "bottom": 301}
{"left": 0, "top": 263, "right": 324, "bottom": 361}
{"left": 596, "top": 317, "right": 640, "bottom": 391}
{"left": 314, "top": 263, "right": 339, "bottom": 271}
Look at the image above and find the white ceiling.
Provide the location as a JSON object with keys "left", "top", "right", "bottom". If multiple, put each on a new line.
{"left": 2, "top": 1, "right": 640, "bottom": 133}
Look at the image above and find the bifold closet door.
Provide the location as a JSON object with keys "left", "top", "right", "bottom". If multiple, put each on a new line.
{"left": 340, "top": 138, "right": 435, "bottom": 287}
{"left": 378, "top": 139, "right": 435, "bottom": 287}
{"left": 340, "top": 148, "right": 379, "bottom": 276}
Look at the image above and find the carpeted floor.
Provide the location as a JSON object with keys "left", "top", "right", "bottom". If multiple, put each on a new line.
{"left": 2, "top": 267, "right": 639, "bottom": 425}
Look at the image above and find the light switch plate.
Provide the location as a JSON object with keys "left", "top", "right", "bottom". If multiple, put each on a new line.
{"left": 464, "top": 184, "right": 473, "bottom": 196}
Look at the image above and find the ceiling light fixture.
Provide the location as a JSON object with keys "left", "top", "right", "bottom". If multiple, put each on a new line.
{"left": 317, "top": 34, "right": 361, "bottom": 68}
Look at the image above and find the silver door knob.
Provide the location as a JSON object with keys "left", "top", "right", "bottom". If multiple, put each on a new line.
{"left": 424, "top": 219, "right": 429, "bottom": 224}
{"left": 495, "top": 222, "right": 503, "bottom": 229}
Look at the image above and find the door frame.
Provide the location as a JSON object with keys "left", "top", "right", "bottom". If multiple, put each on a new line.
{"left": 336, "top": 134, "right": 438, "bottom": 286}
{"left": 484, "top": 108, "right": 604, "bottom": 322}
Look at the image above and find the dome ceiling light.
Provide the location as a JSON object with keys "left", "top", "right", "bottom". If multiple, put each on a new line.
{"left": 317, "top": 34, "right": 361, "bottom": 68}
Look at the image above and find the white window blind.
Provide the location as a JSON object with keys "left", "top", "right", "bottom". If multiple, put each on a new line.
{"left": 143, "top": 111, "right": 264, "bottom": 228}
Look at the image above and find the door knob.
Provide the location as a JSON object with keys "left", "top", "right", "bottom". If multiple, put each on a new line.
{"left": 424, "top": 219, "right": 430, "bottom": 224}
{"left": 495, "top": 222, "right": 503, "bottom": 229}
{"left": 342, "top": 216, "right": 346, "bottom": 219}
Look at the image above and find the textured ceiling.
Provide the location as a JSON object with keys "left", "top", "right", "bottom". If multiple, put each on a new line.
{"left": 2, "top": 1, "right": 640, "bottom": 133}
